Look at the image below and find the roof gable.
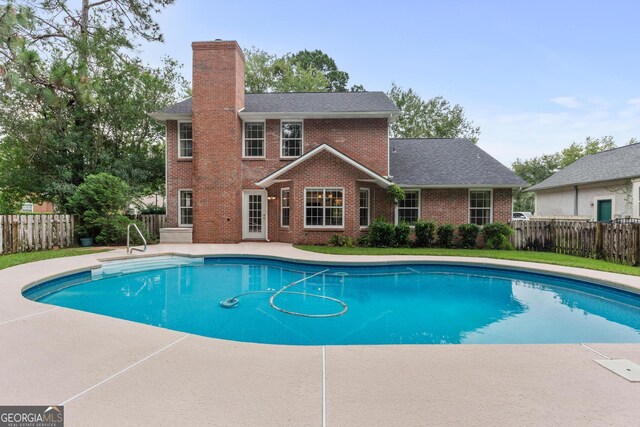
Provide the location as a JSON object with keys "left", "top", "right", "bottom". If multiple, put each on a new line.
{"left": 528, "top": 143, "right": 640, "bottom": 191}
{"left": 389, "top": 138, "right": 528, "bottom": 187}
{"left": 256, "top": 144, "right": 392, "bottom": 188}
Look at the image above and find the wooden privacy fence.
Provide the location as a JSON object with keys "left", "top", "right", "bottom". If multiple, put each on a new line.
{"left": 511, "top": 220, "right": 640, "bottom": 266}
{"left": 0, "top": 215, "right": 75, "bottom": 255}
{"left": 136, "top": 214, "right": 167, "bottom": 238}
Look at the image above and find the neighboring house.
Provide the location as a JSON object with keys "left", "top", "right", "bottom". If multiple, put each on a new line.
{"left": 129, "top": 194, "right": 166, "bottom": 214}
{"left": 20, "top": 201, "right": 54, "bottom": 213}
{"left": 149, "top": 40, "right": 526, "bottom": 244}
{"left": 528, "top": 144, "right": 640, "bottom": 221}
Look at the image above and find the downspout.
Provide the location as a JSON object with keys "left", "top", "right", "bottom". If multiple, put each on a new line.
{"left": 573, "top": 185, "right": 579, "bottom": 216}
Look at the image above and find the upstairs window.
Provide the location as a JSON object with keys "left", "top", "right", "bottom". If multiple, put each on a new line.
{"left": 281, "top": 121, "right": 303, "bottom": 158}
{"left": 397, "top": 190, "right": 420, "bottom": 224}
{"left": 178, "top": 122, "right": 193, "bottom": 158}
{"left": 469, "top": 190, "right": 492, "bottom": 225}
{"left": 243, "top": 121, "right": 265, "bottom": 158}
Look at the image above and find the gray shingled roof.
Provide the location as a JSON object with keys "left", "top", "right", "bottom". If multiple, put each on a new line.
{"left": 243, "top": 92, "right": 397, "bottom": 113}
{"left": 158, "top": 98, "right": 192, "bottom": 115}
{"left": 155, "top": 92, "right": 398, "bottom": 115}
{"left": 527, "top": 143, "right": 640, "bottom": 191}
{"left": 389, "top": 138, "right": 528, "bottom": 187}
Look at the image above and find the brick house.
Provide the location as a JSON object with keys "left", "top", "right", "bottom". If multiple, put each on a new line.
{"left": 150, "top": 40, "right": 527, "bottom": 244}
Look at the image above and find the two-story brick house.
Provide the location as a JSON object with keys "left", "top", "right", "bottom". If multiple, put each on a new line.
{"left": 150, "top": 40, "right": 527, "bottom": 244}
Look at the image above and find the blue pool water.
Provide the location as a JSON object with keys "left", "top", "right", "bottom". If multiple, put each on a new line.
{"left": 24, "top": 256, "right": 640, "bottom": 345}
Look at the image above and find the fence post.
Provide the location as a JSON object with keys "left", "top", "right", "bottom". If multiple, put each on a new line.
{"left": 595, "top": 222, "right": 604, "bottom": 260}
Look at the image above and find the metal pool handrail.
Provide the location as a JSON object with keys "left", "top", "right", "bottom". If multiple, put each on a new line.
{"left": 127, "top": 223, "right": 147, "bottom": 254}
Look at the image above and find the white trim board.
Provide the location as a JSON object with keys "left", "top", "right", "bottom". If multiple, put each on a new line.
{"left": 256, "top": 144, "right": 392, "bottom": 188}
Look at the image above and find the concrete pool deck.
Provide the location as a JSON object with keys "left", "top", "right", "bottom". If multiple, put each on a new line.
{"left": 0, "top": 243, "right": 638, "bottom": 426}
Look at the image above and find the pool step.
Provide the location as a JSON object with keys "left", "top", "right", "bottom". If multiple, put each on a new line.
{"left": 93, "top": 256, "right": 204, "bottom": 278}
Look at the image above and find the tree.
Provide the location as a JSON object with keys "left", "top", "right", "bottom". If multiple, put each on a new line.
{"left": 68, "top": 172, "right": 131, "bottom": 244}
{"left": 511, "top": 136, "right": 628, "bottom": 212}
{"left": 0, "top": 1, "right": 187, "bottom": 210}
{"left": 244, "top": 47, "right": 361, "bottom": 93}
{"left": 288, "top": 49, "right": 349, "bottom": 92}
{"left": 272, "top": 55, "right": 330, "bottom": 92}
{"left": 387, "top": 83, "right": 480, "bottom": 143}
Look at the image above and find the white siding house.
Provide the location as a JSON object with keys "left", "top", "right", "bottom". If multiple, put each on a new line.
{"left": 528, "top": 144, "right": 640, "bottom": 221}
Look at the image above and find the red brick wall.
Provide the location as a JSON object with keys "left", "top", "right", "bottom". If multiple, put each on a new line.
{"left": 191, "top": 41, "right": 245, "bottom": 242}
{"left": 493, "top": 188, "right": 512, "bottom": 223}
{"left": 165, "top": 120, "right": 193, "bottom": 227}
{"left": 304, "top": 119, "right": 389, "bottom": 176}
{"left": 241, "top": 118, "right": 390, "bottom": 188}
{"left": 419, "top": 188, "right": 513, "bottom": 225}
{"left": 263, "top": 150, "right": 384, "bottom": 245}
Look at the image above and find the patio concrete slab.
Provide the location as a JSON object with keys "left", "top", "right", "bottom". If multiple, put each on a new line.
{"left": 325, "top": 344, "right": 640, "bottom": 426}
{"left": 1, "top": 243, "right": 639, "bottom": 426}
{"left": 64, "top": 335, "right": 322, "bottom": 427}
{"left": 0, "top": 307, "right": 184, "bottom": 404}
{"left": 583, "top": 343, "right": 640, "bottom": 361}
{"left": 0, "top": 253, "right": 105, "bottom": 323}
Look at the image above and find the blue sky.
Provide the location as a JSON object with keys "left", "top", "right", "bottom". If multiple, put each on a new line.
{"left": 139, "top": 0, "right": 640, "bottom": 165}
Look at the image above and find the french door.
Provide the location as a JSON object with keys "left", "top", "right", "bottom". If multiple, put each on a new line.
{"left": 242, "top": 190, "right": 267, "bottom": 239}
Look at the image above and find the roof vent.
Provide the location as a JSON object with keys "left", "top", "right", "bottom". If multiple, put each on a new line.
{"left": 214, "top": 38, "right": 223, "bottom": 41}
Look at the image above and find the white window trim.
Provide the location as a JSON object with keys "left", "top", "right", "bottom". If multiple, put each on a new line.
{"left": 468, "top": 189, "right": 493, "bottom": 225}
{"left": 359, "top": 187, "right": 370, "bottom": 229}
{"left": 21, "top": 202, "right": 34, "bottom": 213}
{"left": 304, "top": 187, "right": 345, "bottom": 229}
{"left": 177, "top": 121, "right": 193, "bottom": 159}
{"left": 178, "top": 188, "right": 193, "bottom": 228}
{"left": 280, "top": 119, "right": 304, "bottom": 159}
{"left": 242, "top": 120, "right": 266, "bottom": 159}
{"left": 395, "top": 189, "right": 420, "bottom": 225}
{"left": 281, "top": 187, "right": 290, "bottom": 228}
{"left": 593, "top": 196, "right": 615, "bottom": 221}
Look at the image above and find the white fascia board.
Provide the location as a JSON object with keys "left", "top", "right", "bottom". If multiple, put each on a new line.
{"left": 396, "top": 184, "right": 524, "bottom": 189}
{"left": 148, "top": 112, "right": 192, "bottom": 122}
{"left": 239, "top": 111, "right": 397, "bottom": 120}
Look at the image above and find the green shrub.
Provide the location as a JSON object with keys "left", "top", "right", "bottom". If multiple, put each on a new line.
{"left": 437, "top": 224, "right": 456, "bottom": 248}
{"left": 0, "top": 189, "right": 23, "bottom": 214}
{"left": 458, "top": 223, "right": 480, "bottom": 248}
{"left": 481, "top": 222, "right": 513, "bottom": 250}
{"left": 414, "top": 219, "right": 436, "bottom": 247}
{"left": 368, "top": 216, "right": 395, "bottom": 247}
{"left": 328, "top": 234, "right": 354, "bottom": 247}
{"left": 394, "top": 221, "right": 411, "bottom": 247}
{"left": 140, "top": 204, "right": 166, "bottom": 214}
{"left": 358, "top": 233, "right": 371, "bottom": 247}
{"left": 69, "top": 173, "right": 133, "bottom": 245}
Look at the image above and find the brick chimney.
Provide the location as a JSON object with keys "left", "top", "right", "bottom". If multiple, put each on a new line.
{"left": 191, "top": 40, "right": 245, "bottom": 242}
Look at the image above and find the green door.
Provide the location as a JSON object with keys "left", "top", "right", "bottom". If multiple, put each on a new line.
{"left": 597, "top": 199, "right": 612, "bottom": 222}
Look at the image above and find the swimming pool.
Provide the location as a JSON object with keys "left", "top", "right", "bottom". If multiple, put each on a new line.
{"left": 23, "top": 256, "right": 640, "bottom": 345}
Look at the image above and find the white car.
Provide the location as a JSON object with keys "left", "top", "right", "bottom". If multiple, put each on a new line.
{"left": 512, "top": 212, "right": 531, "bottom": 220}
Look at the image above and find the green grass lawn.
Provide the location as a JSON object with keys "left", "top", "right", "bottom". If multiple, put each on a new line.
{"left": 0, "top": 248, "right": 112, "bottom": 270}
{"left": 295, "top": 245, "right": 640, "bottom": 277}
